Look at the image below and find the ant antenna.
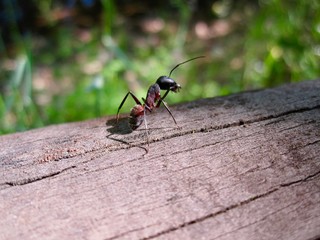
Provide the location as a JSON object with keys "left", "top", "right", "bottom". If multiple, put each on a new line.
{"left": 168, "top": 56, "right": 205, "bottom": 78}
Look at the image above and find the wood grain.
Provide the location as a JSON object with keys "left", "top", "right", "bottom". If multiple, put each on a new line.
{"left": 1, "top": 80, "right": 320, "bottom": 240}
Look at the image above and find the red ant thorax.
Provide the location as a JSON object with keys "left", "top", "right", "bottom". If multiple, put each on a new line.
{"left": 145, "top": 84, "right": 161, "bottom": 109}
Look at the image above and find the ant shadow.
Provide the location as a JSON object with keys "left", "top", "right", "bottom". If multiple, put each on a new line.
{"left": 106, "top": 117, "right": 132, "bottom": 135}
{"left": 105, "top": 117, "right": 149, "bottom": 154}
{"left": 106, "top": 116, "right": 177, "bottom": 135}
{"left": 106, "top": 115, "right": 180, "bottom": 155}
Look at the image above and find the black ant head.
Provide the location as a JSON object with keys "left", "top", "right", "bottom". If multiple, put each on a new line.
{"left": 156, "top": 76, "right": 181, "bottom": 93}
{"left": 156, "top": 56, "right": 204, "bottom": 92}
{"left": 155, "top": 56, "right": 205, "bottom": 93}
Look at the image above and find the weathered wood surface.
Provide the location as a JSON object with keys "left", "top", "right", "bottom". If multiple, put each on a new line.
{"left": 1, "top": 80, "right": 320, "bottom": 240}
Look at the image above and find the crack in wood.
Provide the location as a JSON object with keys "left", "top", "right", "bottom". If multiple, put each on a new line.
{"left": 4, "top": 166, "right": 76, "bottom": 187}
{"left": 141, "top": 171, "right": 320, "bottom": 239}
{"left": 104, "top": 223, "right": 158, "bottom": 240}
{"left": 209, "top": 171, "right": 320, "bottom": 240}
{"left": 203, "top": 104, "right": 320, "bottom": 133}
{"left": 210, "top": 197, "right": 317, "bottom": 240}
{"left": 121, "top": 104, "right": 320, "bottom": 151}
{"left": 280, "top": 170, "right": 320, "bottom": 188}
{"left": 305, "top": 235, "right": 320, "bottom": 240}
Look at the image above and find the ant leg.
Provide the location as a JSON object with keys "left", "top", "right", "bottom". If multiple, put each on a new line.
{"left": 155, "top": 90, "right": 178, "bottom": 126}
{"left": 116, "top": 91, "right": 142, "bottom": 123}
{"left": 160, "top": 99, "right": 178, "bottom": 125}
{"left": 143, "top": 106, "right": 150, "bottom": 147}
{"left": 156, "top": 90, "right": 170, "bottom": 108}
{"left": 161, "top": 89, "right": 170, "bottom": 101}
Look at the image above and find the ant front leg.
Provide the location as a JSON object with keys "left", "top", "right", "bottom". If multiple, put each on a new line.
{"left": 160, "top": 99, "right": 178, "bottom": 125}
{"left": 155, "top": 89, "right": 170, "bottom": 109}
{"left": 116, "top": 91, "right": 142, "bottom": 123}
{"left": 156, "top": 91, "right": 178, "bottom": 126}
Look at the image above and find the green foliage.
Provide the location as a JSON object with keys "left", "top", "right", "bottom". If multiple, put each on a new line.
{"left": 243, "top": 0, "right": 320, "bottom": 88}
{"left": 0, "top": 0, "right": 319, "bottom": 134}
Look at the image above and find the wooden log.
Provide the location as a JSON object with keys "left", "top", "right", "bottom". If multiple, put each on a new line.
{"left": 0, "top": 80, "right": 320, "bottom": 240}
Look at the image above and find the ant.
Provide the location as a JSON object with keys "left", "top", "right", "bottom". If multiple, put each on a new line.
{"left": 116, "top": 56, "right": 204, "bottom": 148}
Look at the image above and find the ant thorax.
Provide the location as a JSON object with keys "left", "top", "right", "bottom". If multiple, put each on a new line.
{"left": 145, "top": 84, "right": 161, "bottom": 108}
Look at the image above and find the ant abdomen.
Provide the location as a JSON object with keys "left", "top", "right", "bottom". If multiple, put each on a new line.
{"left": 129, "top": 105, "right": 144, "bottom": 130}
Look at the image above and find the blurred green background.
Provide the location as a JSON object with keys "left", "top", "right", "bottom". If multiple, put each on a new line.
{"left": 0, "top": 0, "right": 319, "bottom": 135}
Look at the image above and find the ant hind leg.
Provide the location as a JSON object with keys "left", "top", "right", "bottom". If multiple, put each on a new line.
{"left": 143, "top": 107, "right": 150, "bottom": 148}
{"left": 116, "top": 91, "right": 142, "bottom": 123}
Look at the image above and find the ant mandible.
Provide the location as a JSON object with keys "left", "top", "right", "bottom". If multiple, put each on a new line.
{"left": 116, "top": 56, "right": 205, "bottom": 146}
